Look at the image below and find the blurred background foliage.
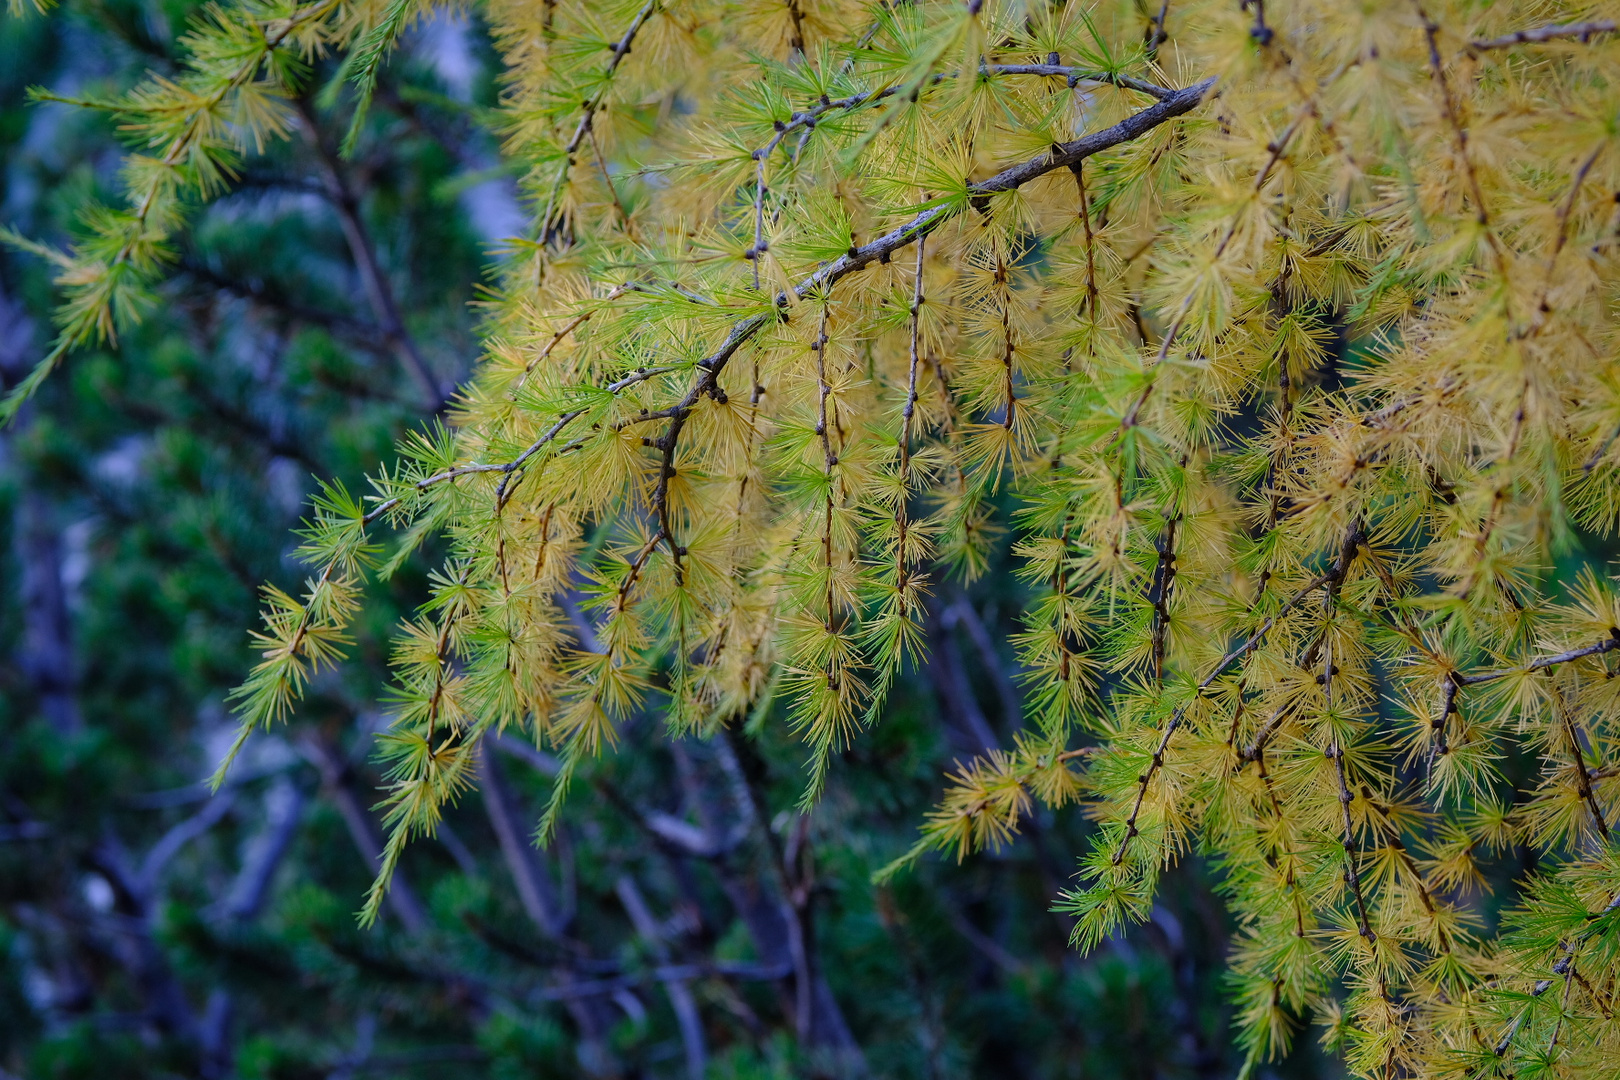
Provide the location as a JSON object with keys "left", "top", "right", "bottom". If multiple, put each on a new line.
{"left": 0, "top": 2, "right": 1341, "bottom": 1077}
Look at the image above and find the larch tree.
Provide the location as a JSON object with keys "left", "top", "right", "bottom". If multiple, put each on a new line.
{"left": 10, "top": 0, "right": 1620, "bottom": 1076}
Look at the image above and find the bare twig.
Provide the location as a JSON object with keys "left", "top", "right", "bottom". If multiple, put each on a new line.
{"left": 892, "top": 234, "right": 927, "bottom": 613}
{"left": 1120, "top": 96, "right": 1312, "bottom": 429}
{"left": 296, "top": 100, "right": 444, "bottom": 409}
{"left": 1424, "top": 674, "right": 1459, "bottom": 780}
{"left": 1559, "top": 703, "right": 1611, "bottom": 840}
{"left": 1320, "top": 523, "right": 1374, "bottom": 941}
{"left": 300, "top": 735, "right": 429, "bottom": 933}
{"left": 1238, "top": 699, "right": 1296, "bottom": 763}
{"left": 513, "top": 283, "right": 632, "bottom": 391}
{"left": 1146, "top": 0, "right": 1171, "bottom": 60}
{"left": 1493, "top": 892, "right": 1620, "bottom": 1057}
{"left": 617, "top": 876, "right": 706, "bottom": 1080}
{"left": 1148, "top": 513, "right": 1181, "bottom": 686}
{"left": 1470, "top": 19, "right": 1616, "bottom": 51}
{"left": 1456, "top": 633, "right": 1620, "bottom": 685}
{"left": 536, "top": 0, "right": 660, "bottom": 248}
{"left": 139, "top": 791, "right": 238, "bottom": 890}
{"left": 1415, "top": 8, "right": 1498, "bottom": 240}
{"left": 478, "top": 748, "right": 567, "bottom": 936}
{"left": 1114, "top": 566, "right": 1336, "bottom": 864}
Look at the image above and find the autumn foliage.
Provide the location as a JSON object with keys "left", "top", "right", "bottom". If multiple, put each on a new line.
{"left": 14, "top": 0, "right": 1620, "bottom": 1075}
